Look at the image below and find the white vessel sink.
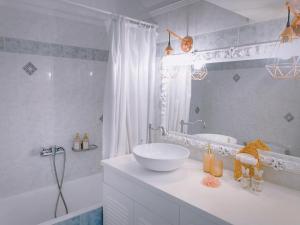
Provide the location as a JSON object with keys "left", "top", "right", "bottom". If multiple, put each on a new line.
{"left": 193, "top": 133, "right": 237, "bottom": 144}
{"left": 133, "top": 143, "right": 190, "bottom": 172}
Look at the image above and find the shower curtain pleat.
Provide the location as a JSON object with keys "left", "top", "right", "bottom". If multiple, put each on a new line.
{"left": 163, "top": 66, "right": 192, "bottom": 132}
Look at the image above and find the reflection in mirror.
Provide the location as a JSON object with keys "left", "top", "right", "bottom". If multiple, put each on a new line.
{"left": 162, "top": 48, "right": 300, "bottom": 158}
{"left": 188, "top": 61, "right": 299, "bottom": 157}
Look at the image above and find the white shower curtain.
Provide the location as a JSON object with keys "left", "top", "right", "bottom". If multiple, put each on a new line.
{"left": 162, "top": 65, "right": 192, "bottom": 132}
{"left": 103, "top": 17, "right": 157, "bottom": 159}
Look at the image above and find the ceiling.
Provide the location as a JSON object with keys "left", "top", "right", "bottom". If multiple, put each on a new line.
{"left": 4, "top": 0, "right": 299, "bottom": 25}
{"left": 205, "top": 0, "right": 287, "bottom": 22}
{"left": 138, "top": 0, "right": 300, "bottom": 22}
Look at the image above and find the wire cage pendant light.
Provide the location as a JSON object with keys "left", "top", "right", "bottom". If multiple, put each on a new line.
{"left": 191, "top": 55, "right": 208, "bottom": 80}
{"left": 266, "top": 56, "right": 300, "bottom": 79}
{"left": 266, "top": 2, "right": 300, "bottom": 80}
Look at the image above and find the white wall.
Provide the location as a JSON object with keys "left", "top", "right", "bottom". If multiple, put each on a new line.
{"left": 0, "top": 3, "right": 107, "bottom": 198}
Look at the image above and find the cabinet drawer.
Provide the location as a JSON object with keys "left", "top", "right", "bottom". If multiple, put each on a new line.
{"left": 134, "top": 202, "right": 172, "bottom": 225}
{"left": 104, "top": 167, "right": 179, "bottom": 225}
{"left": 180, "top": 205, "right": 231, "bottom": 225}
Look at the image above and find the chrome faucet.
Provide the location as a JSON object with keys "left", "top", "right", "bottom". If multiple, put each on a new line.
{"left": 40, "top": 146, "right": 65, "bottom": 157}
{"left": 180, "top": 119, "right": 206, "bottom": 133}
{"left": 148, "top": 124, "right": 168, "bottom": 143}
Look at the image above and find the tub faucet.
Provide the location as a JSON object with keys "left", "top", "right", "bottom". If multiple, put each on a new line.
{"left": 148, "top": 124, "right": 167, "bottom": 143}
{"left": 180, "top": 119, "right": 206, "bottom": 133}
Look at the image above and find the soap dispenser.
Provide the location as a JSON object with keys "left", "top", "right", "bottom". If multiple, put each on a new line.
{"left": 73, "top": 133, "right": 81, "bottom": 151}
{"left": 82, "top": 133, "right": 89, "bottom": 150}
{"left": 203, "top": 144, "right": 214, "bottom": 173}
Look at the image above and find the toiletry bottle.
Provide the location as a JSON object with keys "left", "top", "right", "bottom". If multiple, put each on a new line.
{"left": 211, "top": 155, "right": 223, "bottom": 177}
{"left": 73, "top": 133, "right": 81, "bottom": 151}
{"left": 203, "top": 144, "right": 214, "bottom": 173}
{"left": 252, "top": 168, "right": 264, "bottom": 192}
{"left": 82, "top": 133, "right": 89, "bottom": 150}
{"left": 240, "top": 166, "right": 251, "bottom": 189}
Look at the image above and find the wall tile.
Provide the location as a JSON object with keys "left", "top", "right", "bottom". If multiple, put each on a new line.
{"left": 0, "top": 37, "right": 4, "bottom": 50}
{"left": 238, "top": 19, "right": 284, "bottom": 45}
{"left": 23, "top": 62, "right": 37, "bottom": 75}
{"left": 207, "top": 59, "right": 269, "bottom": 71}
{"left": 284, "top": 113, "right": 294, "bottom": 122}
{"left": 4, "top": 37, "right": 21, "bottom": 53}
{"left": 233, "top": 73, "right": 240, "bottom": 82}
{"left": 49, "top": 43, "right": 64, "bottom": 57}
{"left": 94, "top": 49, "right": 109, "bottom": 62}
{"left": 0, "top": 36, "right": 108, "bottom": 62}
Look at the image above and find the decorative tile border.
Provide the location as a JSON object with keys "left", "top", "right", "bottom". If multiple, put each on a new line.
{"left": 23, "top": 62, "right": 37, "bottom": 75}
{"left": 0, "top": 36, "right": 109, "bottom": 62}
{"left": 163, "top": 131, "right": 300, "bottom": 175}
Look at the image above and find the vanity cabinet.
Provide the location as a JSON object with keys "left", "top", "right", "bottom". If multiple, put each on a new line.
{"left": 180, "top": 205, "right": 227, "bottom": 225}
{"left": 103, "top": 184, "right": 172, "bottom": 225}
{"left": 102, "top": 155, "right": 300, "bottom": 225}
{"left": 103, "top": 165, "right": 229, "bottom": 225}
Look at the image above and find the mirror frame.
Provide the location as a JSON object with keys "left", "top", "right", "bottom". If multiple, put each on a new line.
{"left": 162, "top": 131, "right": 300, "bottom": 174}
{"left": 160, "top": 41, "right": 300, "bottom": 175}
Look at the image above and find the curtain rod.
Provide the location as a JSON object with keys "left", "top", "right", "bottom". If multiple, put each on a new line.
{"left": 59, "top": 0, "right": 158, "bottom": 28}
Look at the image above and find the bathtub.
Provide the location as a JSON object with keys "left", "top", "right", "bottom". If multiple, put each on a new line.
{"left": 0, "top": 173, "right": 103, "bottom": 225}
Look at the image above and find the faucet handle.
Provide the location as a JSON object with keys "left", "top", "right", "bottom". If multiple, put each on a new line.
{"left": 40, "top": 146, "right": 65, "bottom": 157}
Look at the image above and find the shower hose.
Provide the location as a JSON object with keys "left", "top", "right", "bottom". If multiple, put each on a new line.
{"left": 52, "top": 147, "right": 69, "bottom": 218}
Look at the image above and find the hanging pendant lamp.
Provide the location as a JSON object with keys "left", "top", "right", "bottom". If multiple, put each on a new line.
{"left": 164, "top": 31, "right": 173, "bottom": 55}
{"left": 265, "top": 2, "right": 300, "bottom": 79}
{"left": 281, "top": 6, "right": 296, "bottom": 43}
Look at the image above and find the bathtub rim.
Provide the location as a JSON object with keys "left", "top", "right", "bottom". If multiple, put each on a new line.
{"left": 37, "top": 203, "right": 102, "bottom": 225}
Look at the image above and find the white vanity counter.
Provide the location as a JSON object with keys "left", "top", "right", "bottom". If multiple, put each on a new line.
{"left": 102, "top": 155, "right": 300, "bottom": 225}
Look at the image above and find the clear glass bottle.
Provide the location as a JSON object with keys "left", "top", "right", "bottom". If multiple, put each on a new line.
{"left": 252, "top": 168, "right": 264, "bottom": 192}
{"left": 211, "top": 156, "right": 223, "bottom": 177}
{"left": 240, "top": 166, "right": 251, "bottom": 189}
{"left": 203, "top": 144, "right": 214, "bottom": 173}
{"left": 73, "top": 133, "right": 81, "bottom": 151}
{"left": 82, "top": 133, "right": 89, "bottom": 150}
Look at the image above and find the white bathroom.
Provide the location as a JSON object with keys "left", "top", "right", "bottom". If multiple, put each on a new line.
{"left": 0, "top": 0, "right": 299, "bottom": 225}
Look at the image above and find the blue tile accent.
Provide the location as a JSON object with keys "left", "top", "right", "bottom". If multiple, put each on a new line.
{"left": 55, "top": 207, "right": 103, "bottom": 225}
{"left": 1, "top": 36, "right": 108, "bottom": 62}
{"left": 56, "top": 216, "right": 80, "bottom": 225}
{"left": 80, "top": 208, "right": 103, "bottom": 225}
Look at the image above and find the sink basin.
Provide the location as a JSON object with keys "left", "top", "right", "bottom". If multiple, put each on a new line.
{"left": 133, "top": 143, "right": 190, "bottom": 172}
{"left": 193, "top": 133, "right": 237, "bottom": 144}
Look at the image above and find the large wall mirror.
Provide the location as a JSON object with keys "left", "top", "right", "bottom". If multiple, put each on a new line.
{"left": 160, "top": 41, "right": 300, "bottom": 159}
